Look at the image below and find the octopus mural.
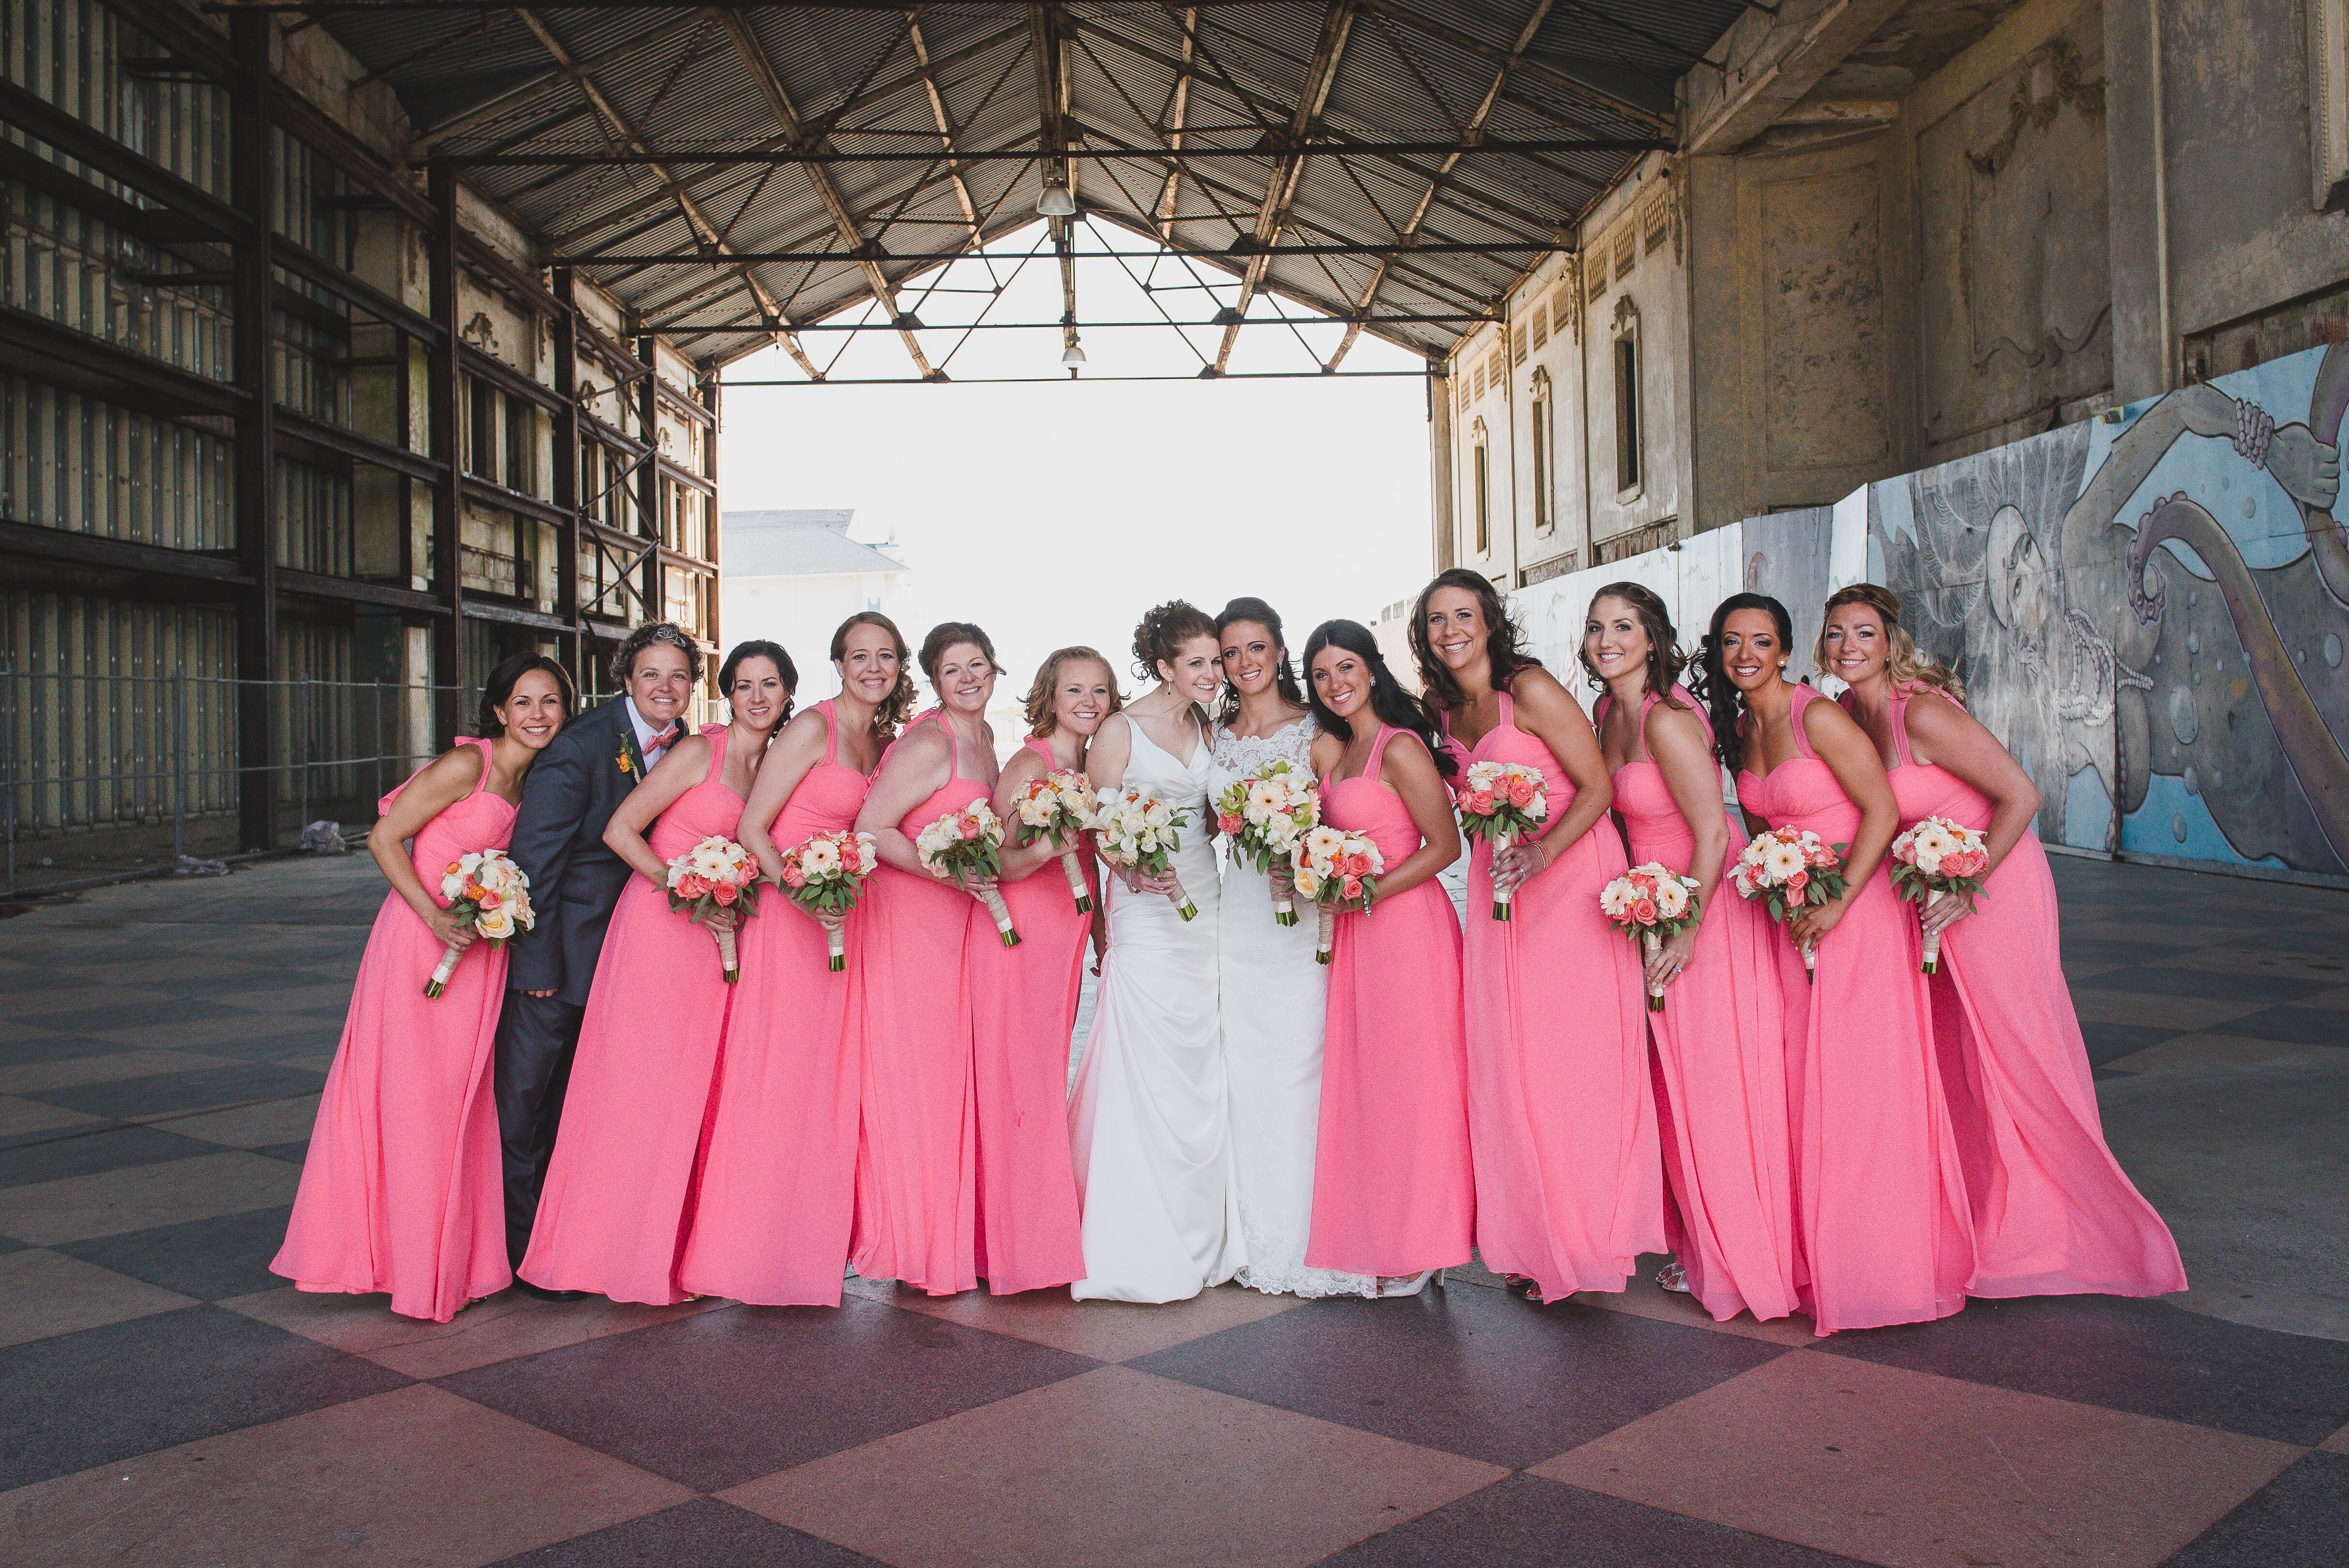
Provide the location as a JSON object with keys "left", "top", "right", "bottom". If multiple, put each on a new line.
{"left": 1871, "top": 341, "right": 2348, "bottom": 878}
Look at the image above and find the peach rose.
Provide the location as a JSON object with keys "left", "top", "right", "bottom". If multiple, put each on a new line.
{"left": 1631, "top": 896, "right": 1657, "bottom": 924}
{"left": 679, "top": 874, "right": 709, "bottom": 899}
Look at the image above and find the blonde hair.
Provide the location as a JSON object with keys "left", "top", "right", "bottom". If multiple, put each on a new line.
{"left": 1818, "top": 584, "right": 1966, "bottom": 702}
{"left": 1023, "top": 647, "right": 1122, "bottom": 738}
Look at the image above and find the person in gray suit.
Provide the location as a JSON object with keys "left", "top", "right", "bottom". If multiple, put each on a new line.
{"left": 495, "top": 622, "right": 701, "bottom": 1292}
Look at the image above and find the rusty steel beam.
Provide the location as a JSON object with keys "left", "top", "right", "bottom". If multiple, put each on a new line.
{"left": 720, "top": 10, "right": 935, "bottom": 377}
{"left": 1156, "top": 7, "right": 1197, "bottom": 240}
{"left": 1329, "top": 0, "right": 1556, "bottom": 370}
{"left": 906, "top": 10, "right": 986, "bottom": 250}
{"left": 512, "top": 8, "right": 824, "bottom": 379}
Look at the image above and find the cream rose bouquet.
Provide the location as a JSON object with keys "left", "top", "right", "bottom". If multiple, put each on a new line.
{"left": 1295, "top": 822, "right": 1384, "bottom": 965}
{"left": 778, "top": 829, "right": 879, "bottom": 971}
{"left": 1090, "top": 784, "right": 1196, "bottom": 920}
{"left": 1455, "top": 760, "right": 1549, "bottom": 920}
{"left": 1215, "top": 760, "right": 1319, "bottom": 925}
{"left": 1012, "top": 769, "right": 1099, "bottom": 914}
{"left": 667, "top": 836, "right": 762, "bottom": 981}
{"left": 426, "top": 849, "right": 534, "bottom": 997}
{"left": 1887, "top": 815, "right": 1990, "bottom": 973}
{"left": 917, "top": 800, "right": 1018, "bottom": 946}
{"left": 1730, "top": 825, "right": 1848, "bottom": 979}
{"left": 1600, "top": 861, "right": 1703, "bottom": 1011}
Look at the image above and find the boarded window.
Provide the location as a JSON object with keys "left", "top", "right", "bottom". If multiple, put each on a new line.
{"left": 1552, "top": 283, "right": 1576, "bottom": 335}
{"left": 1585, "top": 256, "right": 1606, "bottom": 304}
{"left": 1614, "top": 331, "right": 1642, "bottom": 494}
{"left": 1531, "top": 304, "right": 1549, "bottom": 352}
{"left": 1531, "top": 385, "right": 1553, "bottom": 535}
{"left": 1473, "top": 441, "right": 1491, "bottom": 556}
{"left": 1511, "top": 323, "right": 1528, "bottom": 366}
{"left": 1643, "top": 193, "right": 1670, "bottom": 253}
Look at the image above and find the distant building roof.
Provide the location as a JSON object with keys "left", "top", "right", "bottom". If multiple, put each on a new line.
{"left": 723, "top": 510, "right": 907, "bottom": 579}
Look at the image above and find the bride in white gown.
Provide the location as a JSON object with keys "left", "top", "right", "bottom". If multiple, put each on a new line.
{"left": 1067, "top": 602, "right": 1246, "bottom": 1302}
{"left": 1209, "top": 601, "right": 1377, "bottom": 1299}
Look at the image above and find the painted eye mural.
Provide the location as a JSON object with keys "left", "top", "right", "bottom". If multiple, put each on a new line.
{"left": 1872, "top": 341, "right": 2349, "bottom": 877}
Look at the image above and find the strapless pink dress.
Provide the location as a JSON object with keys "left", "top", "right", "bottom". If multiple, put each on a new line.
{"left": 1858, "top": 689, "right": 2184, "bottom": 1300}
{"left": 1444, "top": 694, "right": 1660, "bottom": 1300}
{"left": 1304, "top": 725, "right": 1475, "bottom": 1278}
{"left": 848, "top": 710, "right": 981, "bottom": 1296}
{"left": 1601, "top": 687, "right": 1798, "bottom": 1322}
{"left": 967, "top": 736, "right": 1091, "bottom": 1295}
{"left": 273, "top": 739, "right": 514, "bottom": 1322}
{"left": 680, "top": 702, "right": 873, "bottom": 1306}
{"left": 1738, "top": 686, "right": 1973, "bottom": 1333}
{"left": 521, "top": 724, "right": 744, "bottom": 1305}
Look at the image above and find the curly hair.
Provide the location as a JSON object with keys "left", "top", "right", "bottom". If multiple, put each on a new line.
{"left": 609, "top": 620, "right": 701, "bottom": 688}
{"left": 1816, "top": 583, "right": 1967, "bottom": 702}
{"left": 1409, "top": 568, "right": 1541, "bottom": 713}
{"left": 1130, "top": 600, "right": 1218, "bottom": 683}
{"left": 918, "top": 621, "right": 997, "bottom": 690}
{"left": 1022, "top": 647, "right": 1122, "bottom": 737}
{"left": 1688, "top": 592, "right": 1794, "bottom": 771}
{"left": 830, "top": 611, "right": 917, "bottom": 740}
{"left": 1578, "top": 581, "right": 1688, "bottom": 708}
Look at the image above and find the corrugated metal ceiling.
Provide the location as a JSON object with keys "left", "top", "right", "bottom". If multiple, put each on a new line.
{"left": 322, "top": 1, "right": 1747, "bottom": 371}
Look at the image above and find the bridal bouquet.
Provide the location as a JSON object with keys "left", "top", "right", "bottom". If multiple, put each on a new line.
{"left": 1600, "top": 862, "right": 1703, "bottom": 1011}
{"left": 1012, "top": 769, "right": 1099, "bottom": 913}
{"left": 1294, "top": 823, "right": 1383, "bottom": 965}
{"left": 426, "top": 849, "right": 534, "bottom": 997}
{"left": 917, "top": 800, "right": 1019, "bottom": 946}
{"left": 777, "top": 829, "right": 879, "bottom": 972}
{"left": 1730, "top": 825, "right": 1847, "bottom": 979}
{"left": 1455, "top": 760, "right": 1549, "bottom": 920}
{"left": 1090, "top": 785, "right": 1196, "bottom": 920}
{"left": 1887, "top": 815, "right": 1990, "bottom": 973}
{"left": 1215, "top": 760, "right": 1319, "bottom": 925}
{"left": 667, "top": 836, "right": 762, "bottom": 981}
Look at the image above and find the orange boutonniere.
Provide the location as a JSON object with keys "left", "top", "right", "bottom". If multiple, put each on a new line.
{"left": 616, "top": 746, "right": 637, "bottom": 778}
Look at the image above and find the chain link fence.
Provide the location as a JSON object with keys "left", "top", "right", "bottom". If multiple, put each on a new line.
{"left": 0, "top": 669, "right": 465, "bottom": 899}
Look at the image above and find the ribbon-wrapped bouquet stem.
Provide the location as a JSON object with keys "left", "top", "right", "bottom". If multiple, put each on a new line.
{"left": 1012, "top": 769, "right": 1099, "bottom": 913}
{"left": 918, "top": 800, "right": 1018, "bottom": 946}
{"left": 425, "top": 850, "right": 534, "bottom": 997}
{"left": 777, "top": 829, "right": 879, "bottom": 971}
{"left": 666, "top": 836, "right": 761, "bottom": 981}
{"left": 1090, "top": 784, "right": 1196, "bottom": 920}
{"left": 1455, "top": 760, "right": 1549, "bottom": 920}
{"left": 1214, "top": 760, "right": 1319, "bottom": 926}
{"left": 1887, "top": 816, "right": 1989, "bottom": 973}
{"left": 1731, "top": 825, "right": 1847, "bottom": 979}
{"left": 1295, "top": 823, "right": 1383, "bottom": 964}
{"left": 1600, "top": 861, "right": 1702, "bottom": 1011}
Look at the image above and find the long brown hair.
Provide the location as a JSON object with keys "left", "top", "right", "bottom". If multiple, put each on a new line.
{"left": 1409, "top": 567, "right": 1541, "bottom": 713}
{"left": 1689, "top": 592, "right": 1794, "bottom": 771}
{"left": 1817, "top": 584, "right": 1966, "bottom": 701}
{"left": 830, "top": 611, "right": 916, "bottom": 740}
{"left": 1578, "top": 581, "right": 1688, "bottom": 708}
{"left": 1023, "top": 647, "right": 1122, "bottom": 738}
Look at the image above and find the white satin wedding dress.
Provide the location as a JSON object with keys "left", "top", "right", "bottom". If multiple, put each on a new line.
{"left": 1067, "top": 713, "right": 1247, "bottom": 1302}
{"left": 1210, "top": 716, "right": 1377, "bottom": 1299}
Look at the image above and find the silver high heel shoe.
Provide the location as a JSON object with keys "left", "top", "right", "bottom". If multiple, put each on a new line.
{"left": 1379, "top": 1268, "right": 1444, "bottom": 1297}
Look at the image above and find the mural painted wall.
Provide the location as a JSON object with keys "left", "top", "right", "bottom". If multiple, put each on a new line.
{"left": 1868, "top": 340, "right": 2349, "bottom": 878}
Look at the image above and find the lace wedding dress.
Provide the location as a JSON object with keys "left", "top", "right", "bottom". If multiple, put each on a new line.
{"left": 1066, "top": 714, "right": 1246, "bottom": 1302}
{"left": 1209, "top": 716, "right": 1377, "bottom": 1299}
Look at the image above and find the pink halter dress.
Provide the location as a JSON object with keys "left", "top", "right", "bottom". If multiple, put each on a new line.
{"left": 680, "top": 701, "right": 876, "bottom": 1306}
{"left": 520, "top": 724, "right": 746, "bottom": 1305}
{"left": 1600, "top": 686, "right": 1798, "bottom": 1322}
{"left": 1303, "top": 724, "right": 1475, "bottom": 1278}
{"left": 1443, "top": 690, "right": 1662, "bottom": 1301}
{"left": 847, "top": 709, "right": 982, "bottom": 1296}
{"left": 965, "top": 735, "right": 1095, "bottom": 1295}
{"left": 1735, "top": 685, "right": 1973, "bottom": 1334}
{"left": 1858, "top": 687, "right": 2184, "bottom": 1300}
{"left": 272, "top": 738, "right": 515, "bottom": 1322}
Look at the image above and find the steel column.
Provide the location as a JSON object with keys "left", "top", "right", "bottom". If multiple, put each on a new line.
{"left": 428, "top": 163, "right": 468, "bottom": 744}
{"left": 229, "top": 11, "right": 279, "bottom": 851}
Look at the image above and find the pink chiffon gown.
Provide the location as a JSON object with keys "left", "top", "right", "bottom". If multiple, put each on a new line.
{"left": 1737, "top": 685, "right": 1973, "bottom": 1334}
{"left": 1862, "top": 688, "right": 2185, "bottom": 1299}
{"left": 272, "top": 739, "right": 514, "bottom": 1322}
{"left": 520, "top": 724, "right": 743, "bottom": 1305}
{"left": 679, "top": 702, "right": 872, "bottom": 1306}
{"left": 1305, "top": 725, "right": 1475, "bottom": 1278}
{"left": 1446, "top": 693, "right": 1663, "bottom": 1301}
{"left": 966, "top": 736, "right": 1092, "bottom": 1295}
{"left": 1601, "top": 687, "right": 1798, "bottom": 1322}
{"left": 848, "top": 710, "right": 981, "bottom": 1296}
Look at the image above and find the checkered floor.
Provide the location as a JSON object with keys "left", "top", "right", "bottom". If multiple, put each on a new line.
{"left": 2, "top": 853, "right": 2344, "bottom": 1566}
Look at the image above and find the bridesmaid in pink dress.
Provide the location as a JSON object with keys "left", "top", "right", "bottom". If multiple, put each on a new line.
{"left": 967, "top": 648, "right": 1115, "bottom": 1294}
{"left": 846, "top": 622, "right": 1004, "bottom": 1297}
{"left": 1302, "top": 619, "right": 1474, "bottom": 1296}
{"left": 681, "top": 615, "right": 912, "bottom": 1305}
{"left": 1823, "top": 585, "right": 2184, "bottom": 1299}
{"left": 273, "top": 653, "right": 572, "bottom": 1322}
{"left": 520, "top": 642, "right": 792, "bottom": 1304}
{"left": 1702, "top": 593, "right": 1973, "bottom": 1334}
{"left": 1585, "top": 584, "right": 1798, "bottom": 1323}
{"left": 1412, "top": 570, "right": 1662, "bottom": 1302}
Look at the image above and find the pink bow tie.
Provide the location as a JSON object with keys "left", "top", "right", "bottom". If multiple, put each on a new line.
{"left": 644, "top": 723, "right": 681, "bottom": 752}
